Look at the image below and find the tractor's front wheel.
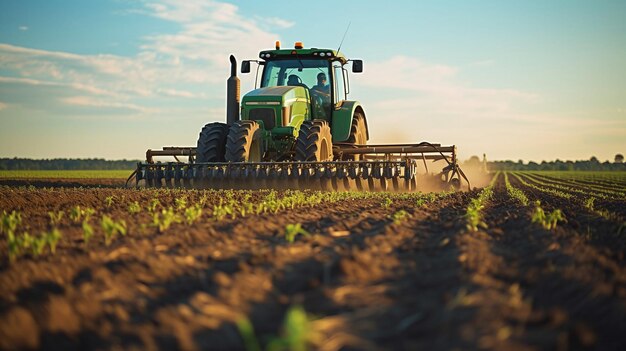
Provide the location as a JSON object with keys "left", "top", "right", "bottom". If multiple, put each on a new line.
{"left": 295, "top": 120, "right": 333, "bottom": 161}
{"left": 196, "top": 122, "right": 230, "bottom": 162}
{"left": 225, "top": 120, "right": 263, "bottom": 162}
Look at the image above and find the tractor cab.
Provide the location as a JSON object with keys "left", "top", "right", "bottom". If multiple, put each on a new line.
{"left": 241, "top": 42, "right": 363, "bottom": 129}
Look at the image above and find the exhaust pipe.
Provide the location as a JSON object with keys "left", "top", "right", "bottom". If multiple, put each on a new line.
{"left": 226, "top": 55, "right": 240, "bottom": 126}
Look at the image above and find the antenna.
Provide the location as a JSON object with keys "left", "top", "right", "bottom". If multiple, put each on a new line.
{"left": 336, "top": 21, "right": 351, "bottom": 54}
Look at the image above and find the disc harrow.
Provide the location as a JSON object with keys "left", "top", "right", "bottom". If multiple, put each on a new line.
{"left": 129, "top": 142, "right": 470, "bottom": 192}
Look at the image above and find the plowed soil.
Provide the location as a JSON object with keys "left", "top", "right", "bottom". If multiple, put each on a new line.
{"left": 1, "top": 173, "right": 625, "bottom": 350}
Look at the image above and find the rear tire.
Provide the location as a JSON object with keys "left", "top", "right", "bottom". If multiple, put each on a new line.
{"left": 225, "top": 121, "right": 263, "bottom": 162}
{"left": 345, "top": 112, "right": 367, "bottom": 160}
{"left": 295, "top": 120, "right": 333, "bottom": 161}
{"left": 196, "top": 122, "right": 230, "bottom": 162}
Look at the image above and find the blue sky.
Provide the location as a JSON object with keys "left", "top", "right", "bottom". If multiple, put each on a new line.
{"left": 0, "top": 0, "right": 624, "bottom": 161}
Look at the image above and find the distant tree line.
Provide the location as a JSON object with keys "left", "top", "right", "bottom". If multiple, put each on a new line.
{"left": 0, "top": 158, "right": 139, "bottom": 170}
{"left": 483, "top": 156, "right": 626, "bottom": 171}
{"left": 1, "top": 155, "right": 624, "bottom": 172}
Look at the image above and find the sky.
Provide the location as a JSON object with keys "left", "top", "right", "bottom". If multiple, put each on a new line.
{"left": 0, "top": 0, "right": 624, "bottom": 162}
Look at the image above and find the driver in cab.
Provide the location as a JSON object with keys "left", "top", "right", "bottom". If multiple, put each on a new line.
{"left": 311, "top": 72, "right": 329, "bottom": 96}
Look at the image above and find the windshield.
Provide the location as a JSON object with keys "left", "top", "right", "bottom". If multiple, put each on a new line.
{"left": 261, "top": 59, "right": 331, "bottom": 90}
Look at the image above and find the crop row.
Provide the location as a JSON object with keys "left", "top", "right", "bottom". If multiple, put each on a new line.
{"left": 509, "top": 173, "right": 573, "bottom": 200}
{"left": 521, "top": 172, "right": 624, "bottom": 200}
{"left": 503, "top": 173, "right": 566, "bottom": 230}
{"left": 513, "top": 172, "right": 625, "bottom": 221}
{"left": 535, "top": 171, "right": 626, "bottom": 187}
{"left": 464, "top": 171, "right": 499, "bottom": 231}
{"left": 1, "top": 189, "right": 451, "bottom": 263}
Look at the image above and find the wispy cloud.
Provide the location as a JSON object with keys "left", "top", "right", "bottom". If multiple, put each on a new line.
{"left": 61, "top": 96, "right": 155, "bottom": 113}
{"left": 256, "top": 16, "right": 295, "bottom": 29}
{"left": 0, "top": 0, "right": 291, "bottom": 119}
{"left": 18, "top": 26, "right": 29, "bottom": 31}
{"left": 358, "top": 55, "right": 537, "bottom": 119}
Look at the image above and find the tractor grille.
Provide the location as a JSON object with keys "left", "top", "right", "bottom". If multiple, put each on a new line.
{"left": 249, "top": 108, "right": 276, "bottom": 129}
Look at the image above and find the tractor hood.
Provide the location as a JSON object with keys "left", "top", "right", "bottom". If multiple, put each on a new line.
{"left": 241, "top": 86, "right": 310, "bottom": 133}
{"left": 242, "top": 86, "right": 308, "bottom": 106}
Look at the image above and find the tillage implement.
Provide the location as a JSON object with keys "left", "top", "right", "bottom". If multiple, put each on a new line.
{"left": 131, "top": 41, "right": 469, "bottom": 191}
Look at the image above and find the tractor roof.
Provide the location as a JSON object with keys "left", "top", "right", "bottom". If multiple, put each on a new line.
{"left": 259, "top": 41, "right": 348, "bottom": 64}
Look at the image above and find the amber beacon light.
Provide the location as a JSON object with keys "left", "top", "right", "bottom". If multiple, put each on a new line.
{"left": 275, "top": 41, "right": 281, "bottom": 50}
{"left": 294, "top": 41, "right": 304, "bottom": 49}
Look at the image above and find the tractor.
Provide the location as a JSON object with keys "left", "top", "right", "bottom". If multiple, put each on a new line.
{"left": 132, "top": 41, "right": 468, "bottom": 191}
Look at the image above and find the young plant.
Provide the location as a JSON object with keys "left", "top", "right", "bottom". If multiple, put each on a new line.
{"left": 152, "top": 207, "right": 180, "bottom": 232}
{"left": 284, "top": 223, "right": 310, "bottom": 243}
{"left": 267, "top": 305, "right": 320, "bottom": 351}
{"left": 128, "top": 201, "right": 142, "bottom": 214}
{"left": 147, "top": 198, "right": 160, "bottom": 213}
{"left": 6, "top": 231, "right": 22, "bottom": 262}
{"left": 105, "top": 196, "right": 116, "bottom": 208}
{"left": 531, "top": 201, "right": 566, "bottom": 230}
{"left": 44, "top": 229, "right": 62, "bottom": 254}
{"left": 184, "top": 204, "right": 203, "bottom": 225}
{"left": 390, "top": 209, "right": 411, "bottom": 224}
{"left": 101, "top": 215, "right": 127, "bottom": 245}
{"left": 69, "top": 206, "right": 83, "bottom": 222}
{"left": 1, "top": 210, "right": 22, "bottom": 235}
{"left": 82, "top": 220, "right": 94, "bottom": 245}
{"left": 47, "top": 210, "right": 64, "bottom": 226}
{"left": 22, "top": 233, "right": 46, "bottom": 257}
{"left": 381, "top": 197, "right": 393, "bottom": 209}
{"left": 212, "top": 201, "right": 234, "bottom": 221}
{"left": 175, "top": 197, "right": 187, "bottom": 211}
{"left": 237, "top": 305, "right": 319, "bottom": 351}
{"left": 465, "top": 198, "right": 487, "bottom": 231}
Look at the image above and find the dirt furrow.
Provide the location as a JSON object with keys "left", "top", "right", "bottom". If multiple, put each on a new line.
{"left": 457, "top": 180, "right": 626, "bottom": 350}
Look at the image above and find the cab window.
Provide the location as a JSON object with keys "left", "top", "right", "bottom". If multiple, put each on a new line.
{"left": 333, "top": 62, "right": 346, "bottom": 104}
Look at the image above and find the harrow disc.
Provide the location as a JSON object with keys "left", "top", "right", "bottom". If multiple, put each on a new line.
{"left": 132, "top": 158, "right": 467, "bottom": 192}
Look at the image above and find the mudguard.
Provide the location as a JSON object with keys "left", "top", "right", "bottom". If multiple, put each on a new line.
{"left": 331, "top": 100, "right": 369, "bottom": 142}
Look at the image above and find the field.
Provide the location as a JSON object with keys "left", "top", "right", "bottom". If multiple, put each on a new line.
{"left": 1, "top": 171, "right": 625, "bottom": 350}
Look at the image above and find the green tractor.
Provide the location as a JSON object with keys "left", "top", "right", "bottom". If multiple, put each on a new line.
{"left": 134, "top": 41, "right": 468, "bottom": 191}
{"left": 197, "top": 41, "right": 367, "bottom": 165}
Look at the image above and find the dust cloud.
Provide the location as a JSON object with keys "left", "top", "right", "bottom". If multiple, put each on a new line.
{"left": 460, "top": 155, "right": 492, "bottom": 189}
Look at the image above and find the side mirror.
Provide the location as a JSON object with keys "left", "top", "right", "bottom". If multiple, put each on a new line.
{"left": 352, "top": 60, "right": 363, "bottom": 73}
{"left": 241, "top": 61, "right": 251, "bottom": 74}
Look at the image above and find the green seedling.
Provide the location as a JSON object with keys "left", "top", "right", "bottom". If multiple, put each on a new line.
{"left": 147, "top": 198, "right": 160, "bottom": 212}
{"left": 69, "top": 206, "right": 83, "bottom": 222}
{"left": 267, "top": 305, "right": 320, "bottom": 351}
{"left": 175, "top": 197, "right": 187, "bottom": 210}
{"left": 101, "top": 215, "right": 127, "bottom": 246}
{"left": 23, "top": 233, "right": 46, "bottom": 256}
{"left": 236, "top": 318, "right": 262, "bottom": 351}
{"left": 390, "top": 209, "right": 411, "bottom": 224}
{"left": 284, "top": 223, "right": 310, "bottom": 243}
{"left": 128, "top": 201, "right": 141, "bottom": 214}
{"left": 1, "top": 210, "right": 21, "bottom": 235}
{"left": 44, "top": 228, "right": 61, "bottom": 254}
{"left": 105, "top": 196, "right": 116, "bottom": 208}
{"left": 198, "top": 194, "right": 209, "bottom": 206}
{"left": 381, "top": 197, "right": 393, "bottom": 209}
{"left": 152, "top": 207, "right": 180, "bottom": 232}
{"left": 82, "top": 220, "right": 94, "bottom": 245}
{"left": 184, "top": 204, "right": 202, "bottom": 225}
{"left": 47, "top": 210, "right": 64, "bottom": 226}
{"left": 212, "top": 201, "right": 234, "bottom": 221}
{"left": 531, "top": 201, "right": 566, "bottom": 230}
{"left": 6, "top": 231, "right": 22, "bottom": 261}
{"left": 465, "top": 198, "right": 487, "bottom": 231}
{"left": 464, "top": 183, "right": 494, "bottom": 232}
{"left": 237, "top": 305, "right": 319, "bottom": 351}
{"left": 83, "top": 207, "right": 96, "bottom": 221}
